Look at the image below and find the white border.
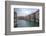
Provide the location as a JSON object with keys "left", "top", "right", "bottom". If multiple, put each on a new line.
{"left": 11, "top": 5, "right": 42, "bottom": 32}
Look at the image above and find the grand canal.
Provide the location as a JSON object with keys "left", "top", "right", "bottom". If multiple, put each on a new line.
{"left": 15, "top": 20, "right": 39, "bottom": 27}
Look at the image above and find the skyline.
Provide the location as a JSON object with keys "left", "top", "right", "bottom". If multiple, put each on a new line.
{"left": 14, "top": 8, "right": 39, "bottom": 16}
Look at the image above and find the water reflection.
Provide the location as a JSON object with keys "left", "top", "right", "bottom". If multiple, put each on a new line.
{"left": 16, "top": 20, "right": 39, "bottom": 27}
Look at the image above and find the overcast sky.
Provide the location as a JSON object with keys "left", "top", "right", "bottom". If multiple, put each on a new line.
{"left": 14, "top": 8, "right": 38, "bottom": 16}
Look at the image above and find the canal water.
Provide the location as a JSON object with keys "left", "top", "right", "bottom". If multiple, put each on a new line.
{"left": 15, "top": 20, "right": 39, "bottom": 27}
